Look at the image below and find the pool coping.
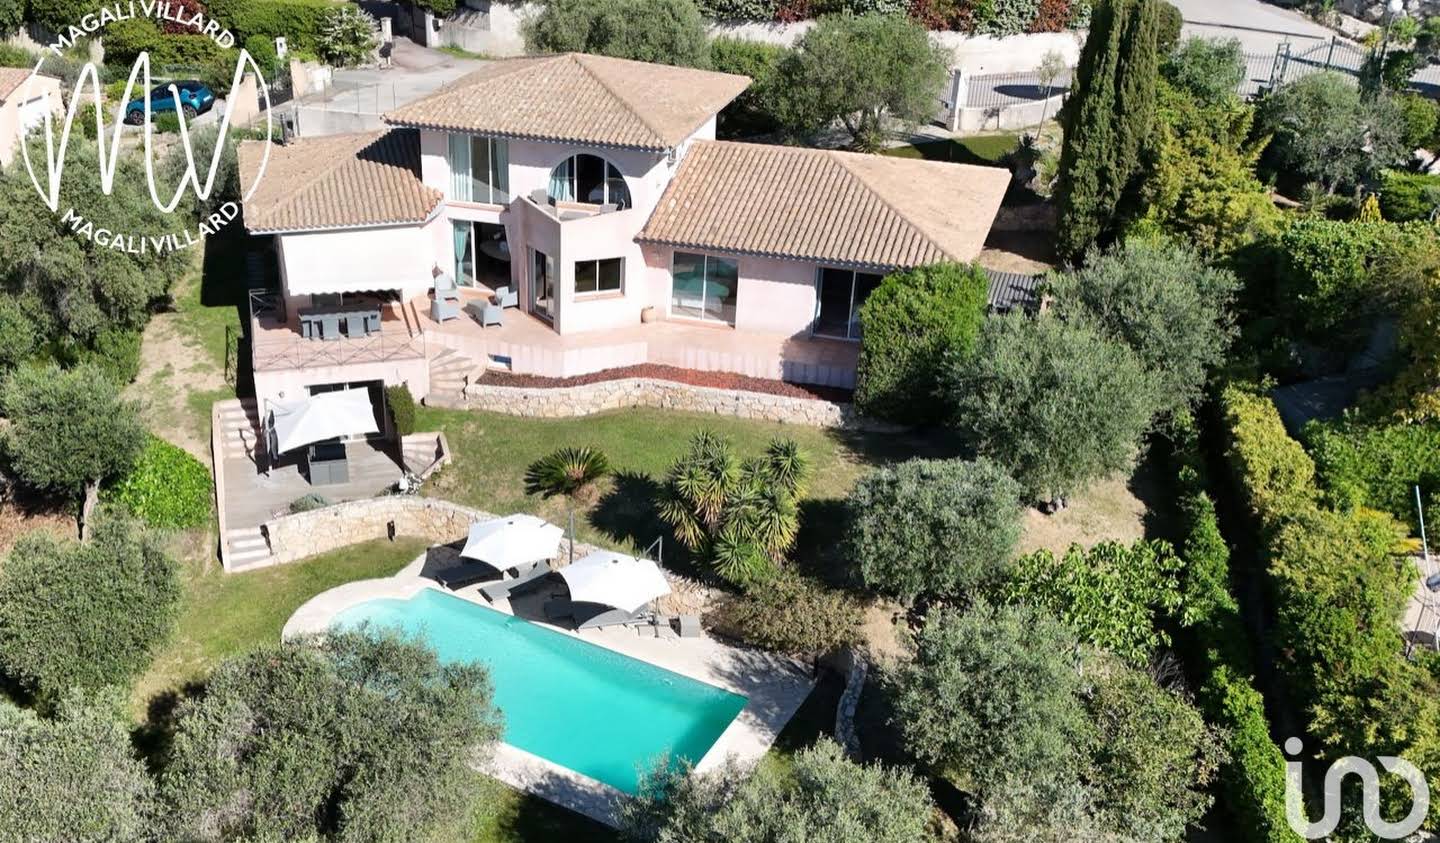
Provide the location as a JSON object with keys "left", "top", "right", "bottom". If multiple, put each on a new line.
{"left": 283, "top": 552, "right": 816, "bottom": 828}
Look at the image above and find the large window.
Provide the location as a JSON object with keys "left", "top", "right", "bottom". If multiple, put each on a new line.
{"left": 813, "top": 267, "right": 883, "bottom": 340}
{"left": 575, "top": 258, "right": 623, "bottom": 296}
{"left": 548, "top": 154, "right": 631, "bottom": 210}
{"left": 448, "top": 134, "right": 509, "bottom": 204}
{"left": 671, "top": 252, "right": 738, "bottom": 325}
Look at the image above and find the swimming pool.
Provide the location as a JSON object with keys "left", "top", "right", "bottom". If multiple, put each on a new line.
{"left": 332, "top": 588, "right": 748, "bottom": 793}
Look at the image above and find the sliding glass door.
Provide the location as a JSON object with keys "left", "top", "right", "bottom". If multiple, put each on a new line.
{"left": 671, "top": 252, "right": 738, "bottom": 325}
{"left": 813, "top": 267, "right": 883, "bottom": 340}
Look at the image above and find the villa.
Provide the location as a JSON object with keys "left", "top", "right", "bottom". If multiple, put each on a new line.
{"left": 236, "top": 51, "right": 1011, "bottom": 426}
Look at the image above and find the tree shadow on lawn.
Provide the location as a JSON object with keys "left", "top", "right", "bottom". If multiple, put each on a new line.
{"left": 822, "top": 424, "right": 969, "bottom": 473}
{"left": 791, "top": 498, "right": 859, "bottom": 592}
{"left": 132, "top": 679, "right": 206, "bottom": 774}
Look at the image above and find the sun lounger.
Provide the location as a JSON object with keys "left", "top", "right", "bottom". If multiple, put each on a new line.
{"left": 544, "top": 598, "right": 574, "bottom": 621}
{"left": 433, "top": 565, "right": 499, "bottom": 591}
{"left": 575, "top": 606, "right": 651, "bottom": 630}
{"left": 479, "top": 564, "right": 553, "bottom": 603}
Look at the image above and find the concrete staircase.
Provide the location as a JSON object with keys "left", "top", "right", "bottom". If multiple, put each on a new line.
{"left": 426, "top": 348, "right": 483, "bottom": 408}
{"left": 213, "top": 398, "right": 276, "bottom": 571}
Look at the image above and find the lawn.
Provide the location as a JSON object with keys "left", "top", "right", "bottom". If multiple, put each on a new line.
{"left": 416, "top": 406, "right": 961, "bottom": 575}
{"left": 885, "top": 133, "right": 1021, "bottom": 166}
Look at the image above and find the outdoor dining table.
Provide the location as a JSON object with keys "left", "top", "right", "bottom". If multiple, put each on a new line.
{"left": 297, "top": 303, "right": 382, "bottom": 340}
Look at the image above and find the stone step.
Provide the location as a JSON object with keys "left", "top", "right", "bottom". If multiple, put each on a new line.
{"left": 224, "top": 527, "right": 274, "bottom": 570}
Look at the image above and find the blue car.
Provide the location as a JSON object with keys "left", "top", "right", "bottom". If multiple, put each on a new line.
{"left": 123, "top": 80, "right": 215, "bottom": 124}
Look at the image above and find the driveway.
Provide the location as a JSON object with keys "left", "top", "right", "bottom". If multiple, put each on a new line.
{"left": 1174, "top": 0, "right": 1336, "bottom": 54}
{"left": 286, "top": 40, "right": 486, "bottom": 137}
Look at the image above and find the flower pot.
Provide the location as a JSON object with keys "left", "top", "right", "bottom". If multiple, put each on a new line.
{"left": 640, "top": 305, "right": 656, "bottom": 324}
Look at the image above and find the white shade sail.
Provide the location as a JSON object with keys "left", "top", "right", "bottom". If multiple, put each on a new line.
{"left": 557, "top": 550, "right": 671, "bottom": 614}
{"left": 269, "top": 390, "right": 379, "bottom": 454}
{"left": 460, "top": 514, "right": 564, "bottom": 569}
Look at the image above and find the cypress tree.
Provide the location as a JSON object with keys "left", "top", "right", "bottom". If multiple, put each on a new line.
{"left": 1055, "top": 0, "right": 1165, "bottom": 262}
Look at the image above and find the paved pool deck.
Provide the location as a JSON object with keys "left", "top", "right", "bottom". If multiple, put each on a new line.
{"left": 284, "top": 551, "right": 816, "bottom": 827}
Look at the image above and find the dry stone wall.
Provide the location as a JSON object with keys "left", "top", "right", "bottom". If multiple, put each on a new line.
{"left": 467, "top": 378, "right": 895, "bottom": 430}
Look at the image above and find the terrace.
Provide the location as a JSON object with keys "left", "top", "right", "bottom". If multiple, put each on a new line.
{"left": 415, "top": 286, "right": 861, "bottom": 389}
{"left": 248, "top": 291, "right": 428, "bottom": 373}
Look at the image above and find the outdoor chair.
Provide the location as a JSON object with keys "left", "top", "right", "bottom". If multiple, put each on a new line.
{"left": 432, "top": 273, "right": 461, "bottom": 322}
{"left": 342, "top": 314, "right": 366, "bottom": 338}
{"left": 465, "top": 300, "right": 503, "bottom": 328}
{"left": 493, "top": 286, "right": 519, "bottom": 309}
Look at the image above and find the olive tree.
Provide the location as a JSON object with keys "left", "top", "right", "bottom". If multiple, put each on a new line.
{"left": 160, "top": 627, "right": 503, "bottom": 842}
{"left": 1045, "top": 239, "right": 1240, "bottom": 421}
{"left": 948, "top": 312, "right": 1161, "bottom": 510}
{"left": 775, "top": 13, "right": 950, "bottom": 151}
{"left": 1258, "top": 71, "right": 1406, "bottom": 194}
{"left": 0, "top": 510, "right": 179, "bottom": 706}
{"left": 0, "top": 363, "right": 145, "bottom": 535}
{"left": 844, "top": 457, "right": 1023, "bottom": 603}
{"left": 622, "top": 738, "right": 937, "bottom": 843}
{"left": 0, "top": 691, "right": 155, "bottom": 839}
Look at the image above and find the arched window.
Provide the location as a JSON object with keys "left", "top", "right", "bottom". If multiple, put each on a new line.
{"left": 547, "top": 154, "right": 631, "bottom": 210}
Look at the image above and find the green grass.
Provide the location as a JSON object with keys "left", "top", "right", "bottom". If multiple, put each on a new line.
{"left": 179, "top": 233, "right": 247, "bottom": 372}
{"left": 132, "top": 536, "right": 430, "bottom": 715}
{"left": 438, "top": 45, "right": 491, "bottom": 60}
{"left": 417, "top": 406, "right": 959, "bottom": 573}
{"left": 885, "top": 133, "right": 1021, "bottom": 166}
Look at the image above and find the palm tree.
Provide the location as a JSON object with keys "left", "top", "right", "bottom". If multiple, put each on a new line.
{"left": 524, "top": 446, "right": 612, "bottom": 561}
{"left": 658, "top": 432, "right": 808, "bottom": 586}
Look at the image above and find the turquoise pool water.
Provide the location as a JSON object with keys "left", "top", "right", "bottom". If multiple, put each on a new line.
{"left": 332, "top": 588, "right": 748, "bottom": 793}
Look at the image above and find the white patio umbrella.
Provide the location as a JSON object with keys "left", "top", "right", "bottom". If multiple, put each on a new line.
{"left": 269, "top": 390, "right": 379, "bottom": 455}
{"left": 460, "top": 514, "right": 564, "bottom": 570}
{"left": 557, "top": 550, "right": 671, "bottom": 614}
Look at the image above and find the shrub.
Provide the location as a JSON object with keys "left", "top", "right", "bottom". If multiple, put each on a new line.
{"left": 623, "top": 739, "right": 936, "bottom": 843}
{"left": 695, "top": 0, "right": 776, "bottom": 18}
{"left": 1395, "top": 91, "right": 1439, "bottom": 148}
{"left": 386, "top": 383, "right": 416, "bottom": 436}
{"left": 657, "top": 432, "right": 807, "bottom": 585}
{"left": 109, "top": 436, "right": 212, "bottom": 530}
{"left": 973, "top": 0, "right": 1040, "bottom": 35}
{"left": 524, "top": 0, "right": 712, "bottom": 68}
{"left": 854, "top": 261, "right": 988, "bottom": 425}
{"left": 205, "top": 0, "right": 339, "bottom": 53}
{"left": 707, "top": 571, "right": 862, "bottom": 655}
{"left": 316, "top": 5, "right": 377, "bottom": 67}
{"left": 1303, "top": 418, "right": 1440, "bottom": 531}
{"left": 0, "top": 298, "right": 36, "bottom": 370}
{"left": 242, "top": 33, "right": 282, "bottom": 78}
{"left": 1003, "top": 539, "right": 1185, "bottom": 665}
{"left": 69, "top": 328, "right": 142, "bottom": 384}
{"left": 0, "top": 511, "right": 180, "bottom": 706}
{"left": 1271, "top": 219, "right": 1394, "bottom": 336}
{"left": 1258, "top": 71, "right": 1406, "bottom": 194}
{"left": 709, "top": 37, "right": 788, "bottom": 137}
{"left": 289, "top": 492, "right": 332, "bottom": 512}
{"left": 844, "top": 457, "right": 1022, "bottom": 603}
{"left": 1163, "top": 36, "right": 1244, "bottom": 105}
{"left": 154, "top": 111, "right": 182, "bottom": 134}
{"left": 1380, "top": 170, "right": 1440, "bottom": 222}
{"left": 0, "top": 42, "right": 32, "bottom": 67}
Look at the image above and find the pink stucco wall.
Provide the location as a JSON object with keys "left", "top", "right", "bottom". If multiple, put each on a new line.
{"left": 252, "top": 356, "right": 431, "bottom": 414}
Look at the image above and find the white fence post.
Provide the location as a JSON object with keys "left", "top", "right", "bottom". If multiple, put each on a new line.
{"left": 947, "top": 69, "right": 968, "bottom": 133}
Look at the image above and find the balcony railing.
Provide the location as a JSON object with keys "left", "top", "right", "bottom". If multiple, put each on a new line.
{"left": 252, "top": 330, "right": 427, "bottom": 372}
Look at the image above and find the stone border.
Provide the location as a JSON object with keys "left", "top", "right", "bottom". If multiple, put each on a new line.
{"left": 466, "top": 377, "right": 902, "bottom": 430}
{"left": 285, "top": 551, "right": 815, "bottom": 828}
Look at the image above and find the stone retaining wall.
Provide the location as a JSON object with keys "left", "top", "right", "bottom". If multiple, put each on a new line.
{"left": 261, "top": 496, "right": 714, "bottom": 614}
{"left": 467, "top": 378, "right": 895, "bottom": 430}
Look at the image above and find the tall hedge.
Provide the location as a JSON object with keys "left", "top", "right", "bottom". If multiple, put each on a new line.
{"left": 1169, "top": 415, "right": 1300, "bottom": 843}
{"left": 204, "top": 0, "right": 340, "bottom": 54}
{"left": 854, "top": 261, "right": 987, "bottom": 425}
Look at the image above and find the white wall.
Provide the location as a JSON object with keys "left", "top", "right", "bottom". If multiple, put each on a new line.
{"left": 252, "top": 356, "right": 432, "bottom": 412}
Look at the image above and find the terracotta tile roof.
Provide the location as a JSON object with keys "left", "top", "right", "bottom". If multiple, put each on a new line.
{"left": 237, "top": 130, "right": 442, "bottom": 233}
{"left": 383, "top": 53, "right": 749, "bottom": 151}
{"left": 0, "top": 68, "right": 50, "bottom": 101}
{"left": 637, "top": 141, "right": 1011, "bottom": 269}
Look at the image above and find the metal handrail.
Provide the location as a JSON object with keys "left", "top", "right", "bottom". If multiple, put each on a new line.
{"left": 251, "top": 330, "right": 426, "bottom": 371}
